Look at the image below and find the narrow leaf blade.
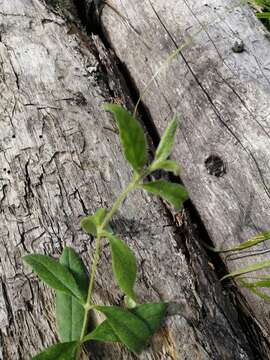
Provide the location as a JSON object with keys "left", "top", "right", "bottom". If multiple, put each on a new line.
{"left": 96, "top": 305, "right": 151, "bottom": 353}
{"left": 83, "top": 320, "right": 120, "bottom": 343}
{"left": 104, "top": 104, "right": 147, "bottom": 172}
{"left": 239, "top": 279, "right": 270, "bottom": 288}
{"left": 131, "top": 302, "right": 168, "bottom": 333}
{"left": 80, "top": 208, "right": 108, "bottom": 236}
{"left": 56, "top": 247, "right": 89, "bottom": 342}
{"left": 221, "top": 260, "right": 270, "bottom": 281}
{"left": 107, "top": 233, "right": 137, "bottom": 301}
{"left": 23, "top": 255, "right": 84, "bottom": 302}
{"left": 228, "top": 231, "right": 270, "bottom": 252}
{"left": 155, "top": 116, "right": 177, "bottom": 161}
{"left": 32, "top": 342, "right": 78, "bottom": 360}
{"left": 150, "top": 160, "right": 180, "bottom": 175}
{"left": 142, "top": 180, "right": 189, "bottom": 210}
{"left": 240, "top": 282, "right": 270, "bottom": 303}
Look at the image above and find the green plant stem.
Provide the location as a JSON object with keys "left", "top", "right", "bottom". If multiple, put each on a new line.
{"left": 76, "top": 173, "right": 142, "bottom": 359}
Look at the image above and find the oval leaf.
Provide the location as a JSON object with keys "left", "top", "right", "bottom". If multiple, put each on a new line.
{"left": 83, "top": 320, "right": 120, "bottom": 343}
{"left": 155, "top": 115, "right": 177, "bottom": 161}
{"left": 150, "top": 159, "right": 180, "bottom": 175}
{"left": 95, "top": 305, "right": 151, "bottom": 353}
{"left": 104, "top": 104, "right": 147, "bottom": 173}
{"left": 131, "top": 302, "right": 168, "bottom": 334}
{"left": 221, "top": 260, "right": 270, "bottom": 281}
{"left": 23, "top": 255, "right": 84, "bottom": 302}
{"left": 32, "top": 341, "right": 78, "bottom": 360}
{"left": 80, "top": 208, "right": 108, "bottom": 237}
{"left": 142, "top": 180, "right": 189, "bottom": 210}
{"left": 106, "top": 233, "right": 137, "bottom": 301}
{"left": 56, "top": 247, "right": 89, "bottom": 342}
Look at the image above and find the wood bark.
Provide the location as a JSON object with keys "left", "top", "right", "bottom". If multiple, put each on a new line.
{"left": 0, "top": 0, "right": 268, "bottom": 359}
{"left": 100, "top": 0, "right": 270, "bottom": 345}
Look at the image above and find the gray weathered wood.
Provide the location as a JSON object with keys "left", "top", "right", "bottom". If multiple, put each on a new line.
{"left": 101, "top": 0, "right": 270, "bottom": 341}
{"left": 0, "top": 0, "right": 266, "bottom": 359}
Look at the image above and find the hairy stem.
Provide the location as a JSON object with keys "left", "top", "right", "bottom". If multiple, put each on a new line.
{"left": 76, "top": 173, "right": 141, "bottom": 358}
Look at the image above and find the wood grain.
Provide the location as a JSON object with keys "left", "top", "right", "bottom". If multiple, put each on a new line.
{"left": 101, "top": 0, "right": 270, "bottom": 340}
{"left": 0, "top": 0, "right": 265, "bottom": 358}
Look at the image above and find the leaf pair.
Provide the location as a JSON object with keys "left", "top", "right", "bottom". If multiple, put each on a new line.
{"left": 80, "top": 208, "right": 110, "bottom": 237}
{"left": 23, "top": 248, "right": 89, "bottom": 359}
{"left": 105, "top": 104, "right": 180, "bottom": 176}
{"left": 84, "top": 302, "right": 168, "bottom": 353}
{"left": 105, "top": 104, "right": 189, "bottom": 210}
{"left": 81, "top": 207, "right": 137, "bottom": 301}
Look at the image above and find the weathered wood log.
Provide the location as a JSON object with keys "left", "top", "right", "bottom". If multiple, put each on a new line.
{"left": 0, "top": 0, "right": 267, "bottom": 359}
{"left": 101, "top": 0, "right": 270, "bottom": 345}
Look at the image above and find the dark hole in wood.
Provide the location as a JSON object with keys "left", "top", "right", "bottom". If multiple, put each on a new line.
{"left": 39, "top": 134, "right": 43, "bottom": 138}
{"left": 205, "top": 155, "right": 226, "bottom": 177}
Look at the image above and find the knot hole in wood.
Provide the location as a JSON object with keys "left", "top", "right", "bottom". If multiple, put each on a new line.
{"left": 205, "top": 155, "right": 226, "bottom": 177}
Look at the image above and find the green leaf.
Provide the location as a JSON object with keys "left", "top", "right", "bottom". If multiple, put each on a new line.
{"left": 104, "top": 104, "right": 147, "bottom": 173}
{"left": 240, "top": 282, "right": 270, "bottom": 303}
{"left": 95, "top": 305, "right": 151, "bottom": 353}
{"left": 239, "top": 279, "right": 270, "bottom": 288}
{"left": 131, "top": 302, "right": 168, "bottom": 333}
{"left": 32, "top": 341, "right": 78, "bottom": 360}
{"left": 150, "top": 160, "right": 180, "bottom": 176}
{"left": 80, "top": 208, "right": 108, "bottom": 237}
{"left": 256, "top": 12, "right": 270, "bottom": 18}
{"left": 155, "top": 115, "right": 177, "bottom": 161}
{"left": 221, "top": 260, "right": 270, "bottom": 281}
{"left": 106, "top": 233, "right": 137, "bottom": 301}
{"left": 220, "top": 230, "right": 270, "bottom": 253}
{"left": 83, "top": 320, "right": 120, "bottom": 343}
{"left": 56, "top": 247, "right": 89, "bottom": 342}
{"left": 142, "top": 180, "right": 189, "bottom": 210}
{"left": 23, "top": 255, "right": 84, "bottom": 303}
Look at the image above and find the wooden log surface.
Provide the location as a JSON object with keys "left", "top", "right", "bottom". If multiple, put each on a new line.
{"left": 0, "top": 0, "right": 268, "bottom": 359}
{"left": 101, "top": 0, "right": 270, "bottom": 341}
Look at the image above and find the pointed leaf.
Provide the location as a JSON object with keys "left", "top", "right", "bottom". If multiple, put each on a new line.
{"left": 95, "top": 305, "right": 151, "bottom": 352}
{"left": 221, "top": 230, "right": 270, "bottom": 252}
{"left": 155, "top": 116, "right": 177, "bottom": 161}
{"left": 83, "top": 320, "right": 120, "bottom": 343}
{"left": 221, "top": 260, "right": 270, "bottom": 281}
{"left": 56, "top": 247, "right": 89, "bottom": 342}
{"left": 239, "top": 279, "right": 270, "bottom": 288}
{"left": 23, "top": 255, "right": 84, "bottom": 302}
{"left": 81, "top": 208, "right": 108, "bottom": 236}
{"left": 150, "top": 160, "right": 180, "bottom": 175}
{"left": 131, "top": 302, "right": 168, "bottom": 333}
{"left": 32, "top": 341, "right": 78, "bottom": 360}
{"left": 104, "top": 104, "right": 147, "bottom": 173}
{"left": 142, "top": 180, "right": 188, "bottom": 210}
{"left": 105, "top": 233, "right": 137, "bottom": 301}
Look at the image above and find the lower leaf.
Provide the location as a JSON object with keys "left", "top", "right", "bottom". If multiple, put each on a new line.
{"left": 56, "top": 247, "right": 89, "bottom": 342}
{"left": 83, "top": 320, "right": 120, "bottom": 343}
{"left": 32, "top": 342, "right": 78, "bottom": 360}
{"left": 131, "top": 302, "right": 168, "bottom": 333}
{"left": 95, "top": 305, "right": 151, "bottom": 353}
